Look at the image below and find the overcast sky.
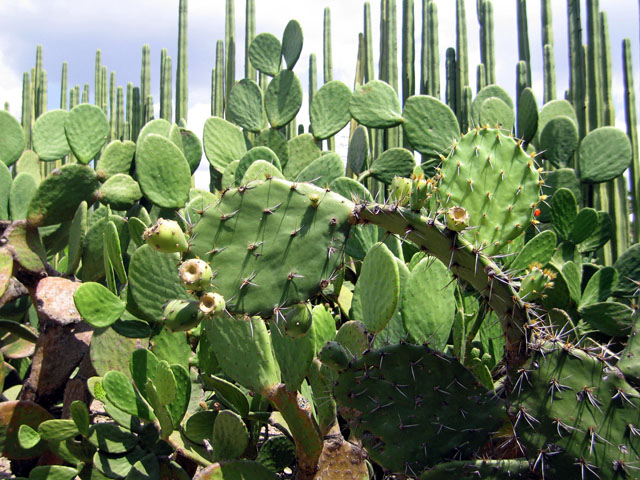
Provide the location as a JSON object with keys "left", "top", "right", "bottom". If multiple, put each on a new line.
{"left": 1, "top": 0, "right": 638, "bottom": 187}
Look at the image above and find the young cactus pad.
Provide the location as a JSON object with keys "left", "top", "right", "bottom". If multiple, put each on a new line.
{"left": 437, "top": 127, "right": 542, "bottom": 255}
{"left": 188, "top": 177, "right": 353, "bottom": 316}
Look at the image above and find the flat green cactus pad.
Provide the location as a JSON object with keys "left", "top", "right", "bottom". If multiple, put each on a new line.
{"left": 0, "top": 111, "right": 25, "bottom": 166}
{"left": 189, "top": 177, "right": 353, "bottom": 316}
{"left": 437, "top": 127, "right": 541, "bottom": 256}
{"left": 26, "top": 164, "right": 100, "bottom": 227}
{"left": 64, "top": 103, "right": 109, "bottom": 163}
{"left": 334, "top": 343, "right": 505, "bottom": 475}
{"left": 32, "top": 109, "right": 71, "bottom": 161}
{"left": 510, "top": 344, "right": 640, "bottom": 480}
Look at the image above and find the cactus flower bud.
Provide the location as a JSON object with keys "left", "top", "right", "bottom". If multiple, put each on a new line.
{"left": 519, "top": 263, "right": 556, "bottom": 301}
{"left": 179, "top": 258, "right": 212, "bottom": 291}
{"left": 143, "top": 218, "right": 188, "bottom": 253}
{"left": 446, "top": 206, "right": 470, "bottom": 232}
{"left": 390, "top": 176, "right": 412, "bottom": 206}
{"left": 308, "top": 193, "right": 320, "bottom": 208}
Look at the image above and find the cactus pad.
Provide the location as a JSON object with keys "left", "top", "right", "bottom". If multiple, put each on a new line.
{"left": 189, "top": 177, "right": 353, "bottom": 316}
{"left": 437, "top": 127, "right": 541, "bottom": 255}
{"left": 333, "top": 343, "right": 505, "bottom": 475}
{"left": 510, "top": 344, "right": 640, "bottom": 479}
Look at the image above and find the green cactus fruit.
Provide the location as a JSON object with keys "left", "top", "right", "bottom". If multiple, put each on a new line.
{"left": 410, "top": 169, "right": 433, "bottom": 212}
{"left": 436, "top": 127, "right": 541, "bottom": 256}
{"left": 318, "top": 341, "right": 350, "bottom": 372}
{"left": 143, "top": 218, "right": 188, "bottom": 253}
{"left": 445, "top": 206, "right": 469, "bottom": 232}
{"left": 199, "top": 292, "right": 226, "bottom": 316}
{"left": 179, "top": 258, "right": 213, "bottom": 291}
{"left": 163, "top": 299, "right": 204, "bottom": 331}
{"left": 390, "top": 176, "right": 412, "bottom": 206}
{"left": 281, "top": 302, "right": 312, "bottom": 338}
{"left": 519, "top": 263, "right": 555, "bottom": 301}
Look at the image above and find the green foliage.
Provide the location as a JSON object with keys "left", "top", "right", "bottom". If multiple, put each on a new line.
{"left": 3, "top": 1, "right": 640, "bottom": 478}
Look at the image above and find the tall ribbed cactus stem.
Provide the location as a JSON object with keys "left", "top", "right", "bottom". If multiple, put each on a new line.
{"left": 624, "top": 39, "right": 640, "bottom": 242}
{"left": 94, "top": 50, "right": 101, "bottom": 107}
{"left": 224, "top": 0, "right": 235, "bottom": 116}
{"left": 176, "top": 0, "right": 188, "bottom": 124}
{"left": 541, "top": 0, "right": 556, "bottom": 102}
{"left": 323, "top": 7, "right": 335, "bottom": 151}
{"left": 516, "top": 0, "right": 531, "bottom": 87}
{"left": 140, "top": 45, "right": 150, "bottom": 129}
{"left": 244, "top": 0, "right": 255, "bottom": 81}
{"left": 455, "top": 0, "right": 468, "bottom": 128}
{"left": 60, "top": 62, "right": 68, "bottom": 110}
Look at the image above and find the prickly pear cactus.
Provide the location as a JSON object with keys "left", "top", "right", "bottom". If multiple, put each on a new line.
{"left": 188, "top": 177, "right": 353, "bottom": 316}
{"left": 509, "top": 341, "right": 640, "bottom": 479}
{"left": 437, "top": 127, "right": 542, "bottom": 255}
{"left": 333, "top": 343, "right": 506, "bottom": 476}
